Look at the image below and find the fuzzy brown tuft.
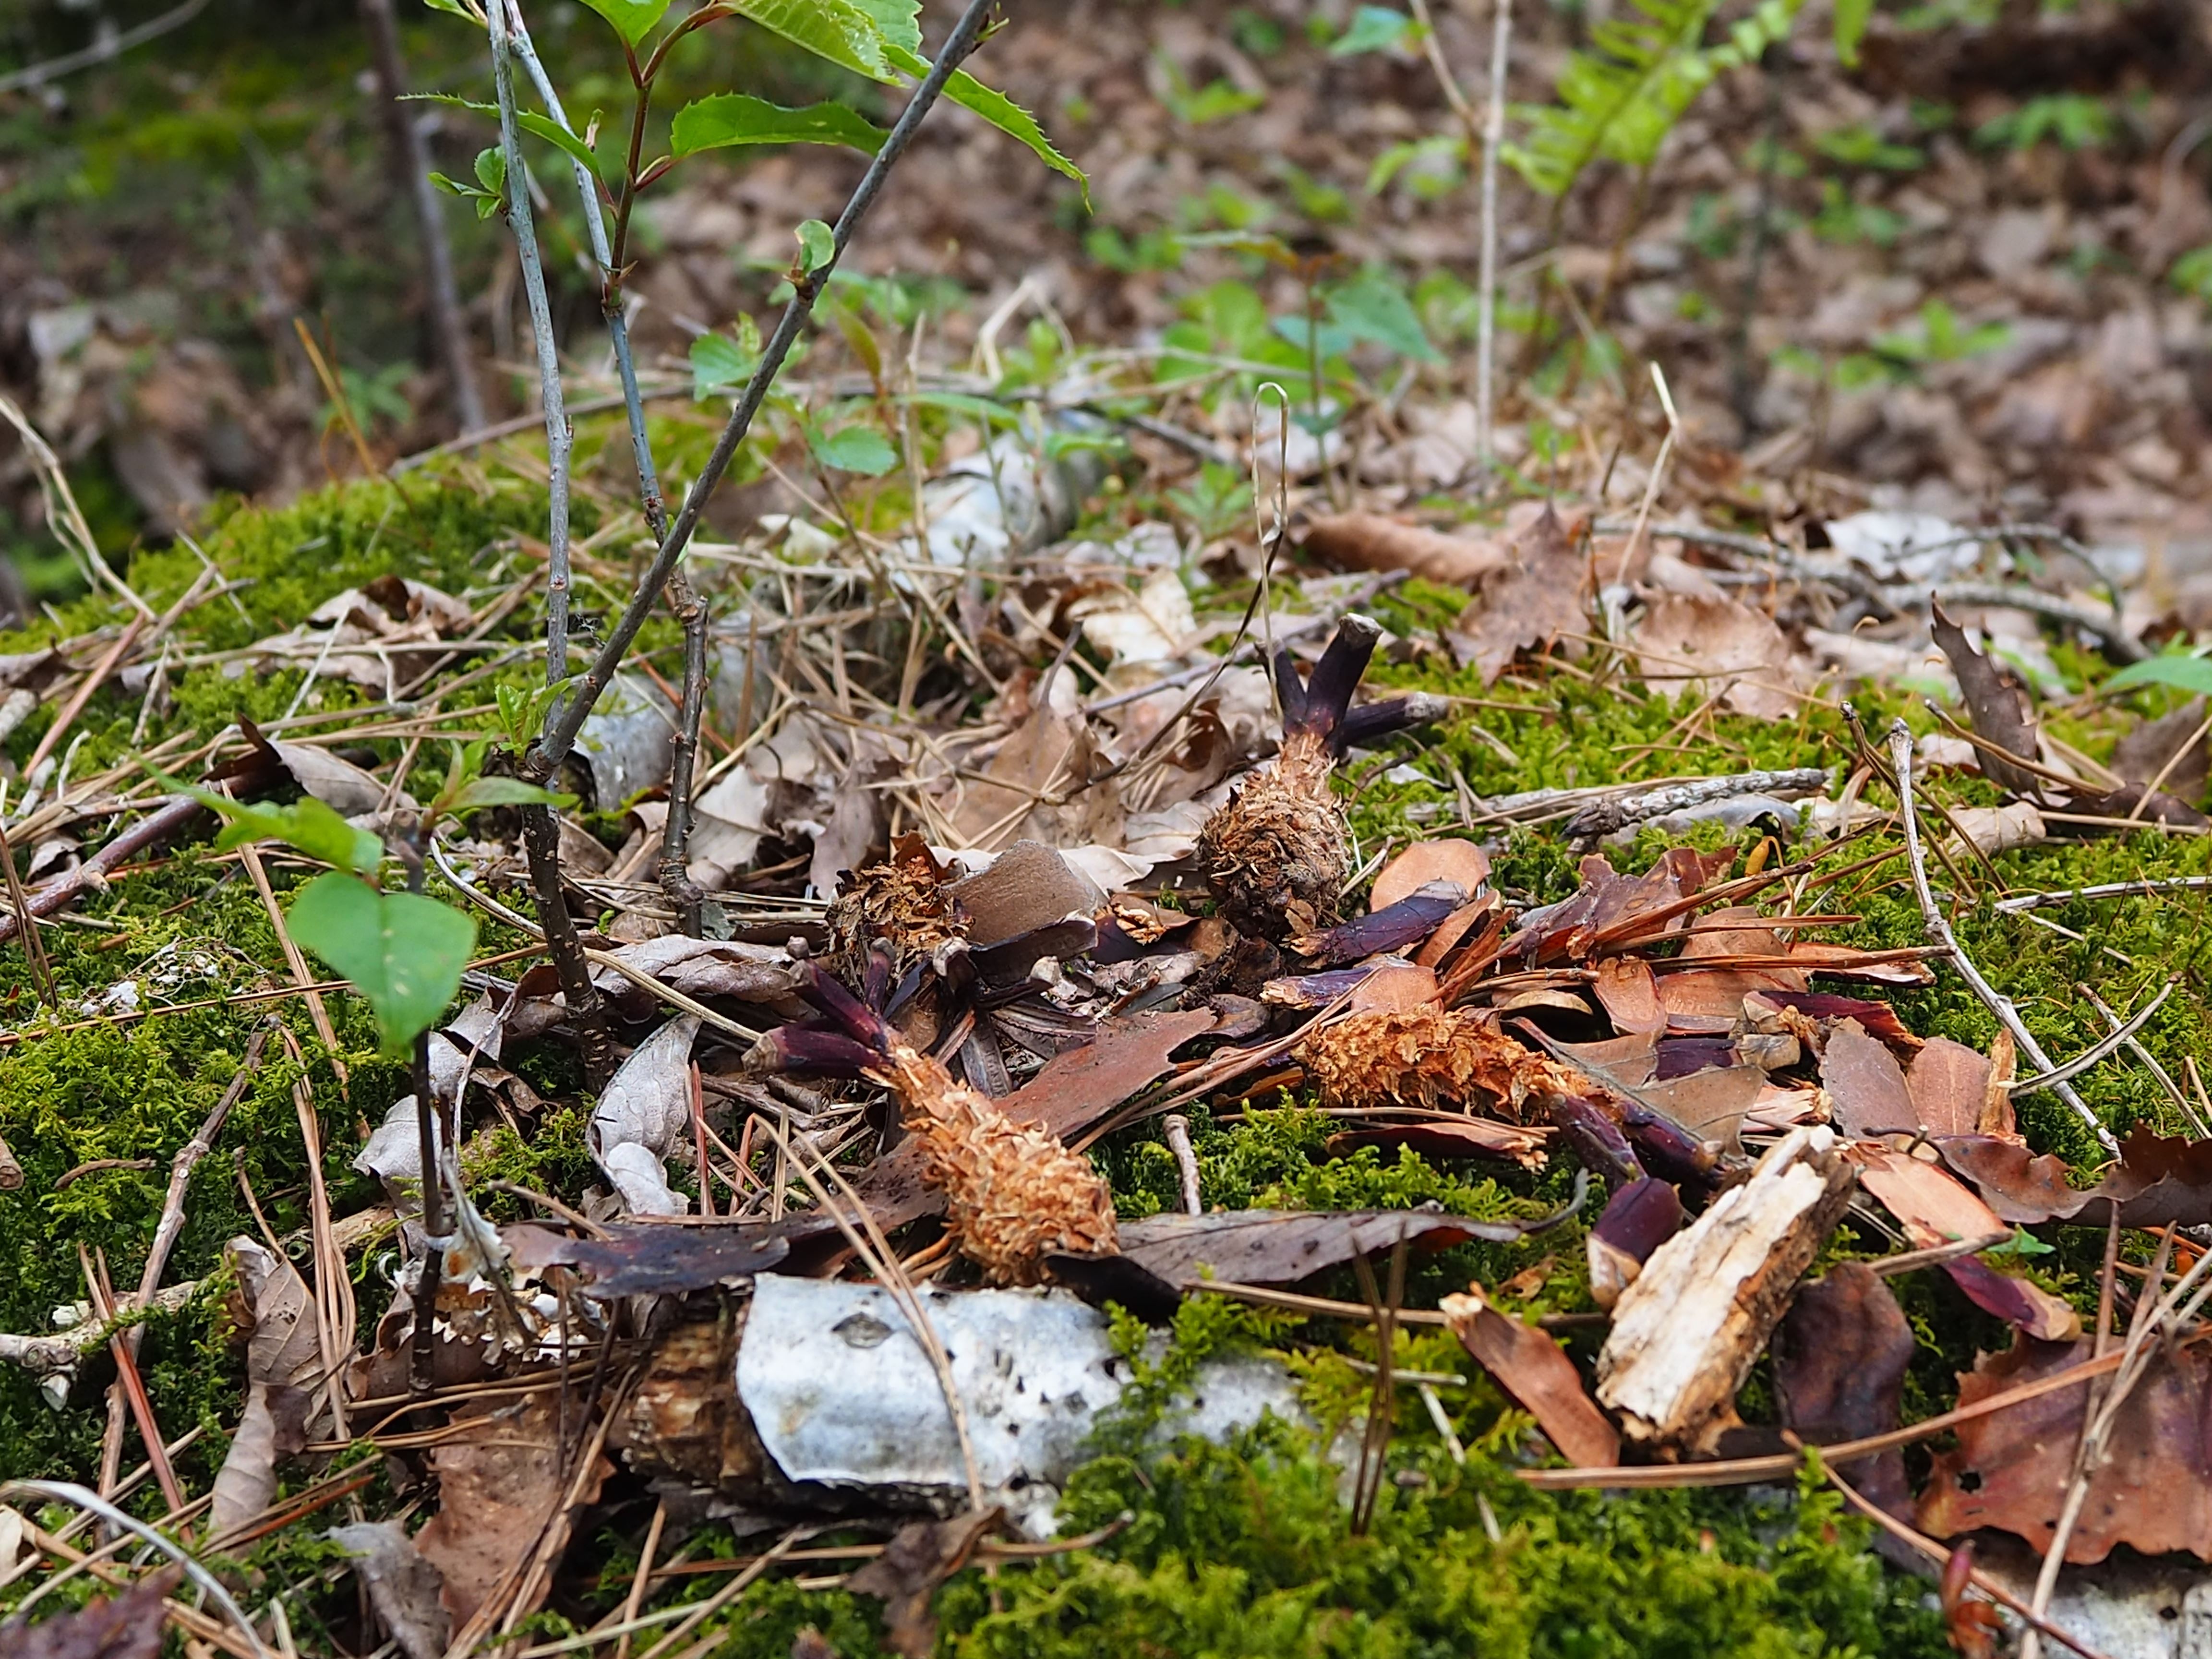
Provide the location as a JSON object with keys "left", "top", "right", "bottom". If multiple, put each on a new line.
{"left": 1195, "top": 729, "right": 1350, "bottom": 941}
{"left": 1302, "top": 1006, "right": 1531, "bottom": 1116}
{"left": 825, "top": 833, "right": 966, "bottom": 983}
{"left": 875, "top": 1043, "right": 1118, "bottom": 1285}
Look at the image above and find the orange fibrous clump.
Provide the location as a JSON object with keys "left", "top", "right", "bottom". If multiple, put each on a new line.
{"left": 875, "top": 1043, "right": 1118, "bottom": 1285}
{"left": 826, "top": 833, "right": 965, "bottom": 980}
{"left": 1195, "top": 729, "right": 1350, "bottom": 941}
{"left": 1302, "top": 1006, "right": 1532, "bottom": 1117}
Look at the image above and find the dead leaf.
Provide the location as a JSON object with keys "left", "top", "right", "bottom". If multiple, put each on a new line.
{"left": 848, "top": 1508, "right": 1001, "bottom": 1658}
{"left": 1939, "top": 1254, "right": 2080, "bottom": 1341}
{"left": 1943, "top": 801, "right": 2047, "bottom": 857}
{"left": 208, "top": 1237, "right": 324, "bottom": 1540}
{"left": 1851, "top": 1144, "right": 2007, "bottom": 1243}
{"left": 1441, "top": 1286, "right": 1619, "bottom": 1467}
{"left": 1325, "top": 1118, "right": 1551, "bottom": 1168}
{"left": 1370, "top": 839, "right": 1491, "bottom": 912}
{"left": 1907, "top": 1038, "right": 1993, "bottom": 1137}
{"left": 1820, "top": 1020, "right": 1919, "bottom": 1137}
{"left": 1630, "top": 595, "right": 1806, "bottom": 720}
{"left": 1293, "top": 882, "right": 1467, "bottom": 964}
{"left": 1638, "top": 1062, "right": 1766, "bottom": 1148}
{"left": 1301, "top": 511, "right": 1510, "bottom": 587}
{"left": 999, "top": 1009, "right": 1214, "bottom": 1140}
{"left": 1772, "top": 1262, "right": 1914, "bottom": 1516}
{"left": 591, "top": 938, "right": 803, "bottom": 1008}
{"left": 1447, "top": 503, "right": 1592, "bottom": 685}
{"left": 947, "top": 839, "right": 1105, "bottom": 947}
{"left": 1940, "top": 1543, "right": 2005, "bottom": 1659}
{"left": 1586, "top": 1176, "right": 1684, "bottom": 1309}
{"left": 1505, "top": 848, "right": 1730, "bottom": 965}
{"left": 2115, "top": 695, "right": 2209, "bottom": 798}
{"left": 1591, "top": 956, "right": 1665, "bottom": 1035}
{"left": 0, "top": 1566, "right": 178, "bottom": 1659}
{"left": 503, "top": 1221, "right": 789, "bottom": 1299}
{"left": 329, "top": 1521, "right": 451, "bottom": 1659}
{"left": 1940, "top": 1128, "right": 2212, "bottom": 1230}
{"left": 1929, "top": 601, "right": 2041, "bottom": 793}
{"left": 414, "top": 1391, "right": 609, "bottom": 1626}
{"left": 588, "top": 1015, "right": 699, "bottom": 1216}
{"left": 1347, "top": 962, "right": 1442, "bottom": 1013}
{"left": 1119, "top": 1206, "right": 1553, "bottom": 1287}
{"left": 1918, "top": 1334, "right": 2212, "bottom": 1563}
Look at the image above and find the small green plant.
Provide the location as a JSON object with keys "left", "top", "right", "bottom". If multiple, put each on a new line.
{"left": 1810, "top": 180, "right": 1904, "bottom": 247}
{"left": 159, "top": 747, "right": 570, "bottom": 1054}
{"left": 1152, "top": 53, "right": 1266, "bottom": 125}
{"left": 2171, "top": 244, "right": 2212, "bottom": 307}
{"left": 1974, "top": 94, "right": 2113, "bottom": 153}
{"left": 1812, "top": 121, "right": 1923, "bottom": 171}
{"left": 1870, "top": 300, "right": 2010, "bottom": 372}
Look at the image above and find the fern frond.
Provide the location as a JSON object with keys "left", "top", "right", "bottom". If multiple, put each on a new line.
{"left": 1506, "top": 0, "right": 1805, "bottom": 198}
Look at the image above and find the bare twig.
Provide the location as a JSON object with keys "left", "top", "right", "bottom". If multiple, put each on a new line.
{"left": 524, "top": 0, "right": 1007, "bottom": 783}
{"left": 2006, "top": 978, "right": 2173, "bottom": 1095}
{"left": 485, "top": 0, "right": 574, "bottom": 679}
{"left": 358, "top": 0, "right": 486, "bottom": 431}
{"left": 1162, "top": 1114, "right": 1202, "bottom": 1216}
{"left": 1562, "top": 766, "right": 1828, "bottom": 842}
{"left": 0, "top": 0, "right": 213, "bottom": 92}
{"left": 1613, "top": 362, "right": 1679, "bottom": 583}
{"left": 0, "top": 794, "right": 204, "bottom": 946}
{"left": 0, "top": 817, "right": 54, "bottom": 1009}
{"left": 1887, "top": 718, "right": 2117, "bottom": 1153}
{"left": 2080, "top": 982, "right": 2205, "bottom": 1135}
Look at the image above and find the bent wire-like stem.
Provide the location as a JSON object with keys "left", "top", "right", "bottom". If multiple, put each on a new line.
{"left": 504, "top": 6, "right": 667, "bottom": 538}
{"left": 523, "top": 0, "right": 1007, "bottom": 784}
{"left": 658, "top": 567, "right": 710, "bottom": 937}
{"left": 485, "top": 0, "right": 574, "bottom": 679}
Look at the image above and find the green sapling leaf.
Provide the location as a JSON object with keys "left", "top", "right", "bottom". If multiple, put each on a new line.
{"left": 669, "top": 95, "right": 887, "bottom": 157}
{"left": 794, "top": 219, "right": 838, "bottom": 275}
{"left": 807, "top": 423, "right": 899, "bottom": 476}
{"left": 284, "top": 873, "right": 477, "bottom": 1056}
{"left": 690, "top": 324, "right": 761, "bottom": 397}
{"left": 576, "top": 0, "right": 675, "bottom": 47}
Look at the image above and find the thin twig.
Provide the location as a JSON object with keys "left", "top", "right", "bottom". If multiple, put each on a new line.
{"left": 2080, "top": 982, "right": 2205, "bottom": 1135}
{"left": 657, "top": 568, "right": 709, "bottom": 936}
{"left": 1471, "top": 0, "right": 1511, "bottom": 471}
{"left": 1162, "top": 1114, "right": 1202, "bottom": 1216}
{"left": 2005, "top": 979, "right": 2173, "bottom": 1095}
{"left": 0, "top": 817, "right": 54, "bottom": 1009}
{"left": 1887, "top": 718, "right": 2117, "bottom": 1153}
{"left": 525, "top": 0, "right": 1006, "bottom": 782}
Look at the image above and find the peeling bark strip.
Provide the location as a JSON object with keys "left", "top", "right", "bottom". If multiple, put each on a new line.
{"left": 1562, "top": 767, "right": 1830, "bottom": 843}
{"left": 1597, "top": 1124, "right": 1855, "bottom": 1452}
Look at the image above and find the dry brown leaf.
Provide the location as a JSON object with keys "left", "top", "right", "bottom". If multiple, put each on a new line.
{"left": 1819, "top": 1019, "right": 1919, "bottom": 1137}
{"left": 1447, "top": 504, "right": 1592, "bottom": 685}
{"left": 1940, "top": 1128, "right": 2212, "bottom": 1229}
{"left": 414, "top": 1391, "right": 609, "bottom": 1627}
{"left": 1585, "top": 1175, "right": 1684, "bottom": 1309}
{"left": 207, "top": 1237, "right": 324, "bottom": 1540}
{"left": 329, "top": 1522, "right": 451, "bottom": 1659}
{"left": 1630, "top": 595, "right": 1806, "bottom": 720}
{"left": 1918, "top": 1334, "right": 2212, "bottom": 1563}
{"left": 1928, "top": 601, "right": 2042, "bottom": 793}
{"left": 1850, "top": 1144, "right": 2006, "bottom": 1243}
{"left": 1325, "top": 1118, "right": 1551, "bottom": 1168}
{"left": 1370, "top": 839, "right": 1491, "bottom": 912}
{"left": 1772, "top": 1263, "right": 1915, "bottom": 1516}
{"left": 1591, "top": 956, "right": 1665, "bottom": 1035}
{"left": 0, "top": 1566, "right": 179, "bottom": 1659}
{"left": 1906, "top": 1037, "right": 1993, "bottom": 1137}
{"left": 2115, "top": 695, "right": 2209, "bottom": 798}
{"left": 848, "top": 1508, "right": 1002, "bottom": 1658}
{"left": 1119, "top": 1207, "right": 1544, "bottom": 1287}
{"left": 1301, "top": 511, "right": 1510, "bottom": 587}
{"left": 1441, "top": 1286, "right": 1619, "bottom": 1467}
{"left": 999, "top": 1009, "right": 1214, "bottom": 1140}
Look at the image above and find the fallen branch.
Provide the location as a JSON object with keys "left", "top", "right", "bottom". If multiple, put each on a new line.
{"left": 0, "top": 793, "right": 205, "bottom": 947}
{"left": 1562, "top": 766, "right": 1830, "bottom": 842}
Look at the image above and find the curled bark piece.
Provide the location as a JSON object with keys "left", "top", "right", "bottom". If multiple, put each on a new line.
{"left": 1597, "top": 1124, "right": 1855, "bottom": 1452}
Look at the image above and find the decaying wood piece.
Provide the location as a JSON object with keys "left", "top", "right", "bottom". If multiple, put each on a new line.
{"left": 1597, "top": 1124, "right": 1854, "bottom": 1453}
{"left": 1562, "top": 767, "right": 1831, "bottom": 844}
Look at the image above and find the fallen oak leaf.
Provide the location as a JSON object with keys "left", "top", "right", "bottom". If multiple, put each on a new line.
{"left": 1940, "top": 1128, "right": 2212, "bottom": 1230}
{"left": 848, "top": 1508, "right": 1003, "bottom": 1659}
{"left": 1442, "top": 1285, "right": 1619, "bottom": 1467}
{"left": 0, "top": 1565, "right": 180, "bottom": 1659}
{"left": 1446, "top": 502, "right": 1592, "bottom": 685}
{"left": 1772, "top": 1263, "right": 1915, "bottom": 1517}
{"left": 207, "top": 1237, "right": 323, "bottom": 1541}
{"left": 1370, "top": 839, "right": 1491, "bottom": 912}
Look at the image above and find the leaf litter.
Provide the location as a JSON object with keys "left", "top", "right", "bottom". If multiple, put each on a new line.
{"left": 10, "top": 6, "right": 2212, "bottom": 1657}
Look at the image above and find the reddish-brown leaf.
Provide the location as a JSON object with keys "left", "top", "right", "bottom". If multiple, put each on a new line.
{"left": 1371, "top": 839, "right": 1491, "bottom": 913}
{"left": 1918, "top": 1334, "right": 2212, "bottom": 1562}
{"left": 1820, "top": 1020, "right": 1919, "bottom": 1138}
{"left": 1442, "top": 1286, "right": 1620, "bottom": 1467}
{"left": 1326, "top": 1118, "right": 1551, "bottom": 1167}
{"left": 1000, "top": 1009, "right": 1214, "bottom": 1141}
{"left": 1446, "top": 503, "right": 1592, "bottom": 685}
{"left": 1302, "top": 511, "right": 1512, "bottom": 588}
{"left": 848, "top": 1508, "right": 1002, "bottom": 1659}
{"left": 1940, "top": 1128, "right": 2212, "bottom": 1230}
{"left": 0, "top": 1568, "right": 179, "bottom": 1659}
{"left": 1906, "top": 1037, "right": 1992, "bottom": 1137}
{"left": 1772, "top": 1262, "right": 1915, "bottom": 1516}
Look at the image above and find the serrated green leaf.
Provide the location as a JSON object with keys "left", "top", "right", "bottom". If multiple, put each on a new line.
{"left": 576, "top": 0, "right": 674, "bottom": 47}
{"left": 670, "top": 94, "right": 887, "bottom": 157}
{"left": 517, "top": 110, "right": 608, "bottom": 182}
{"left": 938, "top": 67, "right": 1088, "bottom": 202}
{"left": 845, "top": 0, "right": 922, "bottom": 53}
{"left": 690, "top": 327, "right": 760, "bottom": 397}
{"left": 448, "top": 777, "right": 577, "bottom": 813}
{"left": 794, "top": 219, "right": 837, "bottom": 274}
{"left": 1331, "top": 5, "right": 1416, "bottom": 55}
{"left": 199, "top": 793, "right": 385, "bottom": 875}
{"left": 421, "top": 0, "right": 475, "bottom": 17}
{"left": 809, "top": 423, "right": 900, "bottom": 476}
{"left": 428, "top": 171, "right": 481, "bottom": 200}
{"left": 1325, "top": 267, "right": 1441, "bottom": 363}
{"left": 472, "top": 145, "right": 506, "bottom": 195}
{"left": 285, "top": 875, "right": 476, "bottom": 1055}
{"left": 2102, "top": 655, "right": 2212, "bottom": 698}
{"left": 726, "top": 0, "right": 894, "bottom": 82}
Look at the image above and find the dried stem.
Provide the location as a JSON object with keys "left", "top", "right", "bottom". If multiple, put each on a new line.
{"left": 524, "top": 0, "right": 1006, "bottom": 783}
{"left": 1162, "top": 1114, "right": 1202, "bottom": 1216}
{"left": 657, "top": 567, "right": 710, "bottom": 936}
{"left": 1886, "top": 718, "right": 2117, "bottom": 1154}
{"left": 0, "top": 793, "right": 204, "bottom": 946}
{"left": 520, "top": 802, "right": 613, "bottom": 1084}
{"left": 485, "top": 0, "right": 574, "bottom": 681}
{"left": 0, "top": 817, "right": 54, "bottom": 1009}
{"left": 1472, "top": 0, "right": 1511, "bottom": 471}
{"left": 409, "top": 1021, "right": 443, "bottom": 1397}
{"left": 358, "top": 0, "right": 486, "bottom": 431}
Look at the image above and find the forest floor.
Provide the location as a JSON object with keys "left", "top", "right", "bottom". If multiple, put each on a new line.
{"left": 2, "top": 2, "right": 2212, "bottom": 1657}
